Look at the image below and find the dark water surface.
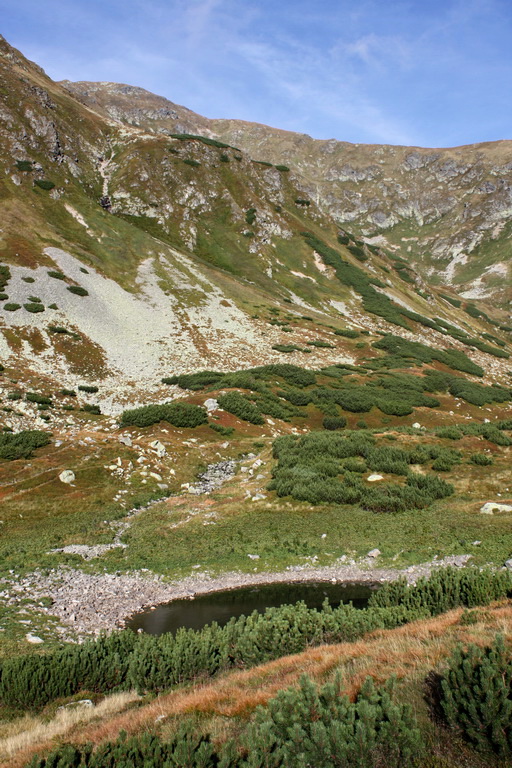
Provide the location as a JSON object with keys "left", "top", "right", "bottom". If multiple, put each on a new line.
{"left": 127, "top": 581, "right": 376, "bottom": 635}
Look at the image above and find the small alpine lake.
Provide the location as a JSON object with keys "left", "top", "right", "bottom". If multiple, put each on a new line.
{"left": 126, "top": 580, "right": 377, "bottom": 635}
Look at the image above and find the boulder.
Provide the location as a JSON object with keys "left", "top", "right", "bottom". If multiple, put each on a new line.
{"left": 25, "top": 633, "right": 44, "bottom": 644}
{"left": 479, "top": 502, "right": 512, "bottom": 515}
{"left": 150, "top": 440, "right": 166, "bottom": 457}
{"left": 58, "top": 469, "right": 75, "bottom": 485}
{"left": 204, "top": 398, "right": 219, "bottom": 412}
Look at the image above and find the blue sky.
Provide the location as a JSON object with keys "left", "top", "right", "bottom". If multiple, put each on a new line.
{"left": 1, "top": 0, "right": 511, "bottom": 147}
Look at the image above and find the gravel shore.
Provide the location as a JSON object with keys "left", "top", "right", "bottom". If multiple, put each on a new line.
{"left": 1, "top": 554, "right": 472, "bottom": 640}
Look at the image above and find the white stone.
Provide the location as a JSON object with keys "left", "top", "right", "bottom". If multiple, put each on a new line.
{"left": 119, "top": 435, "right": 132, "bottom": 447}
{"left": 505, "top": 559, "right": 512, "bottom": 570}
{"left": 149, "top": 472, "right": 163, "bottom": 482}
{"left": 247, "top": 554, "right": 260, "bottom": 560}
{"left": 150, "top": 440, "right": 166, "bottom": 457}
{"left": 58, "top": 470, "right": 75, "bottom": 485}
{"left": 367, "top": 474, "right": 383, "bottom": 482}
{"left": 479, "top": 502, "right": 512, "bottom": 515}
{"left": 204, "top": 398, "right": 219, "bottom": 412}
{"left": 25, "top": 633, "right": 44, "bottom": 644}
{"left": 412, "top": 422, "right": 421, "bottom": 429}
{"left": 367, "top": 549, "right": 381, "bottom": 558}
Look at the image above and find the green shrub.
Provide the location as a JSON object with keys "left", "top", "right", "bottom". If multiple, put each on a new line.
{"left": 275, "top": 164, "right": 290, "bottom": 171}
{"left": 170, "top": 133, "right": 231, "bottom": 148}
{"left": 244, "top": 674, "right": 423, "bottom": 768}
{"left": 245, "top": 207, "right": 257, "bottom": 225}
{"left": 7, "top": 392, "right": 22, "bottom": 400}
{"left": 0, "top": 264, "right": 10, "bottom": 290}
{"left": 67, "top": 285, "right": 89, "bottom": 296}
{"left": 23, "top": 302, "right": 44, "bottom": 313}
{"left": 436, "top": 426, "right": 463, "bottom": 440}
{"left": 0, "top": 293, "right": 7, "bottom": 300}
{"left": 78, "top": 385, "right": 98, "bottom": 393}
{"left": 347, "top": 244, "right": 368, "bottom": 262}
{"left": 209, "top": 423, "right": 234, "bottom": 436}
{"left": 306, "top": 339, "right": 335, "bottom": 348}
{"left": 60, "top": 389, "right": 76, "bottom": 397}
{"left": 48, "top": 303, "right": 58, "bottom": 309}
{"left": 269, "top": 431, "right": 454, "bottom": 512}
{"left": 439, "top": 636, "right": 512, "bottom": 755}
{"left": 47, "top": 270, "right": 66, "bottom": 280}
{"left": 48, "top": 326, "right": 79, "bottom": 338}
{"left": 26, "top": 393, "right": 52, "bottom": 405}
{"left": 343, "top": 457, "right": 366, "bottom": 472}
{"left": 81, "top": 404, "right": 101, "bottom": 414}
{"left": 254, "top": 160, "right": 273, "bottom": 167}
{"left": 34, "top": 179, "right": 55, "bottom": 190}
{"left": 163, "top": 371, "right": 224, "bottom": 390}
{"left": 121, "top": 402, "right": 207, "bottom": 429}
{"left": 4, "top": 303, "right": 21, "bottom": 311}
{"left": 335, "top": 328, "right": 359, "bottom": 338}
{"left": 323, "top": 416, "right": 347, "bottom": 430}
{"left": 369, "top": 567, "right": 512, "bottom": 614}
{"left": 219, "top": 153, "right": 230, "bottom": 162}
{"left": 0, "top": 430, "right": 51, "bottom": 460}
{"left": 218, "top": 392, "right": 264, "bottom": 425}
{"left": 295, "top": 198, "right": 311, "bottom": 206}
{"left": 15, "top": 160, "right": 33, "bottom": 171}
{"left": 183, "top": 158, "right": 200, "bottom": 167}
{"left": 272, "top": 344, "right": 301, "bottom": 353}
{"left": 22, "top": 276, "right": 35, "bottom": 283}
{"left": 373, "top": 334, "right": 484, "bottom": 377}
{"left": 440, "top": 293, "right": 462, "bottom": 307}
{"left": 469, "top": 453, "right": 493, "bottom": 466}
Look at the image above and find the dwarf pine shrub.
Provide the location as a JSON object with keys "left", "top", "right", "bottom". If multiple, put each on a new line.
{"left": 469, "top": 452, "right": 493, "bottom": 465}
{"left": 439, "top": 636, "right": 512, "bottom": 755}
{"left": 0, "top": 430, "right": 50, "bottom": 460}
{"left": 323, "top": 416, "right": 347, "bottom": 430}
{"left": 218, "top": 392, "right": 264, "bottom": 425}
{"left": 34, "top": 179, "right": 55, "bottom": 190}
{"left": 26, "top": 392, "right": 52, "bottom": 405}
{"left": 23, "top": 302, "right": 44, "bottom": 313}
{"left": 120, "top": 402, "right": 207, "bottom": 429}
{"left": 67, "top": 285, "right": 89, "bottom": 296}
{"left": 244, "top": 674, "right": 423, "bottom": 768}
{"left": 335, "top": 328, "right": 359, "bottom": 338}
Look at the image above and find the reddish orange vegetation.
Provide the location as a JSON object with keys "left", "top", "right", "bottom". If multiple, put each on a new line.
{"left": 5, "top": 601, "right": 512, "bottom": 768}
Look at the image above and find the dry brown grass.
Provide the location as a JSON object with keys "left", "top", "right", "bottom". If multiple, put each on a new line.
{"left": 4, "top": 601, "right": 512, "bottom": 768}
{"left": 0, "top": 692, "right": 139, "bottom": 765}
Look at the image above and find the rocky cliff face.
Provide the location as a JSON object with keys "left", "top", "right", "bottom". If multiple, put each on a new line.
{"left": 1, "top": 33, "right": 511, "bottom": 401}
{"left": 59, "top": 79, "right": 512, "bottom": 307}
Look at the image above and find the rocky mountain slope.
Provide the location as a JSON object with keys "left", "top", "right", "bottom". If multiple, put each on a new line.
{"left": 1, "top": 32, "right": 511, "bottom": 404}
{"left": 61, "top": 80, "right": 512, "bottom": 307}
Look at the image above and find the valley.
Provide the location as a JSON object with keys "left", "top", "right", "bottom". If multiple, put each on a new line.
{"left": 0, "top": 32, "right": 512, "bottom": 767}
